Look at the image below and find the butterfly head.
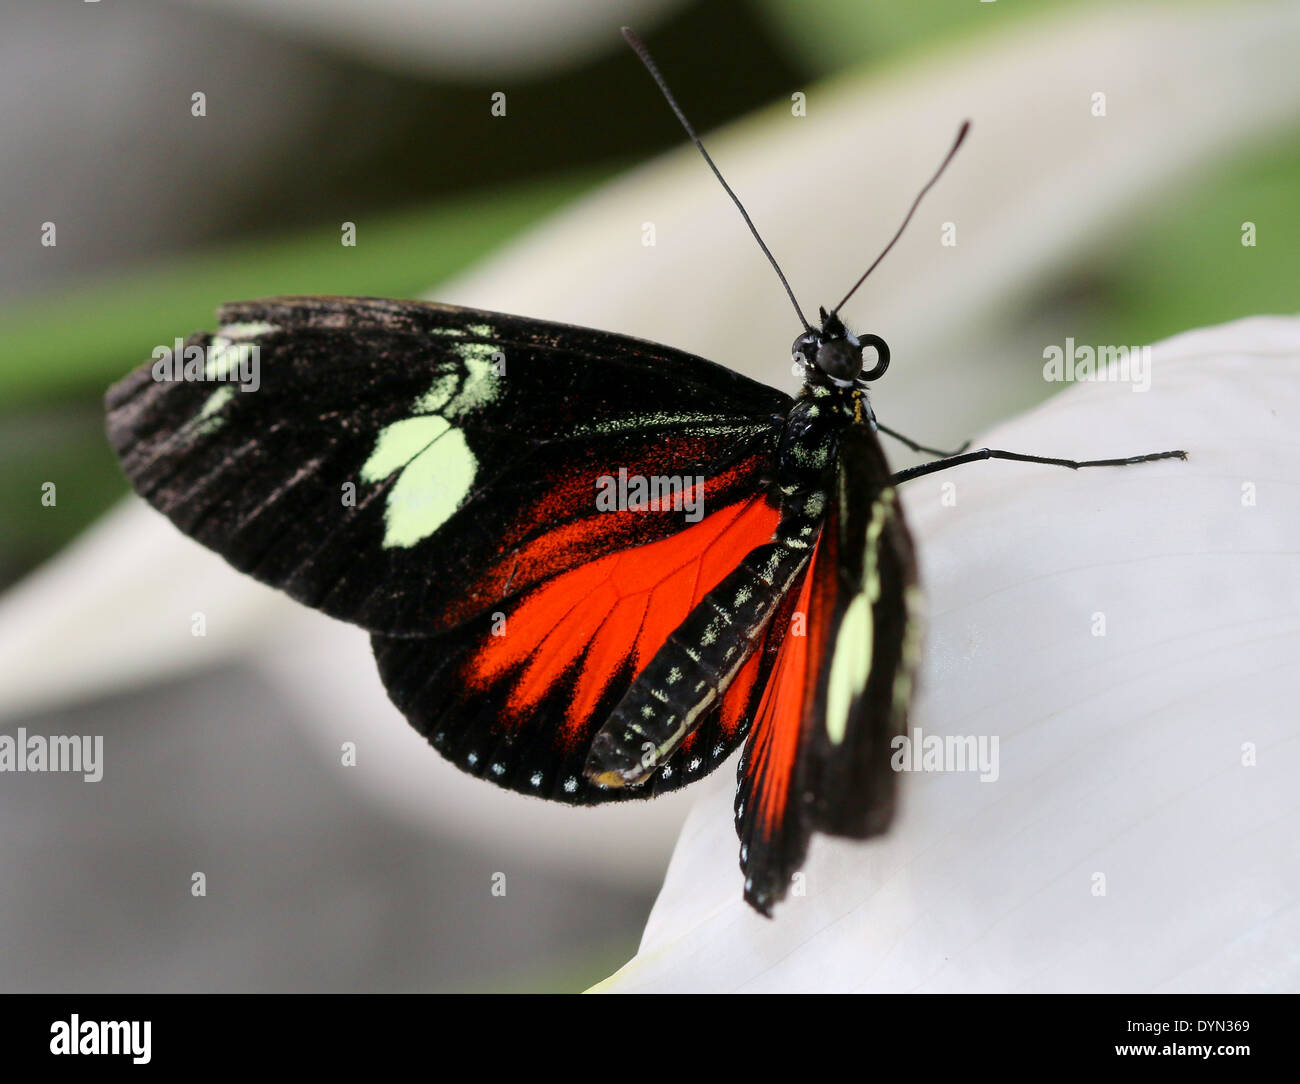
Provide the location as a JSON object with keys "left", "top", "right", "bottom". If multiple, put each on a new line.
{"left": 793, "top": 306, "right": 890, "bottom": 388}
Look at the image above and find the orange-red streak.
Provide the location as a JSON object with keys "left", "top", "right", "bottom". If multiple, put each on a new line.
{"left": 747, "top": 540, "right": 819, "bottom": 834}
{"left": 466, "top": 495, "right": 780, "bottom": 743}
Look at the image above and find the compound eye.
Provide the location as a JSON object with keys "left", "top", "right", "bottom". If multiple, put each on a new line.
{"left": 791, "top": 332, "right": 818, "bottom": 368}
{"left": 816, "top": 338, "right": 860, "bottom": 381}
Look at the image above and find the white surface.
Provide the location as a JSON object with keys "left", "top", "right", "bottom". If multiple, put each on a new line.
{"left": 596, "top": 317, "right": 1300, "bottom": 992}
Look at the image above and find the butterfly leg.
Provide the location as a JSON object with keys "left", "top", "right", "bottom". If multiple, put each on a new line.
{"left": 876, "top": 422, "right": 969, "bottom": 458}
{"left": 890, "top": 445, "right": 1187, "bottom": 485}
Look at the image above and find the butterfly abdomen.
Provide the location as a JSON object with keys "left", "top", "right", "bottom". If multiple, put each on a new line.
{"left": 583, "top": 534, "right": 813, "bottom": 789}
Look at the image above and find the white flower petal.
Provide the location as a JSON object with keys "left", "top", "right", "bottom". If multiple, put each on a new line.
{"left": 595, "top": 316, "right": 1300, "bottom": 992}
{"left": 0, "top": 500, "right": 290, "bottom": 718}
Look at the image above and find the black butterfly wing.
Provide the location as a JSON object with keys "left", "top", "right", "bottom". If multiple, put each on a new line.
{"left": 107, "top": 295, "right": 793, "bottom": 803}
{"left": 107, "top": 296, "right": 788, "bottom": 636}
{"left": 735, "top": 422, "right": 921, "bottom": 914}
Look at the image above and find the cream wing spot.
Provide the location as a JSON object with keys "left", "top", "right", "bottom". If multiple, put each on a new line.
{"left": 825, "top": 491, "right": 895, "bottom": 743}
{"left": 413, "top": 346, "right": 500, "bottom": 414}
{"left": 198, "top": 386, "right": 235, "bottom": 417}
{"left": 204, "top": 322, "right": 275, "bottom": 380}
{"left": 412, "top": 371, "right": 459, "bottom": 414}
{"left": 361, "top": 415, "right": 476, "bottom": 550}
{"left": 188, "top": 385, "right": 236, "bottom": 436}
{"left": 219, "top": 321, "right": 277, "bottom": 339}
{"left": 826, "top": 591, "right": 872, "bottom": 745}
{"left": 360, "top": 415, "right": 451, "bottom": 483}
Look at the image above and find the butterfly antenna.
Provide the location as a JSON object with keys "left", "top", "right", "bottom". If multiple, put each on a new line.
{"left": 830, "top": 120, "right": 970, "bottom": 317}
{"left": 622, "top": 26, "right": 813, "bottom": 333}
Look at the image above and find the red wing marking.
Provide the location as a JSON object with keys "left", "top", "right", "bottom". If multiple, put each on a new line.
{"left": 445, "top": 453, "right": 769, "bottom": 628}
{"left": 745, "top": 537, "right": 820, "bottom": 835}
{"left": 719, "top": 647, "right": 763, "bottom": 736}
{"left": 463, "top": 493, "right": 780, "bottom": 742}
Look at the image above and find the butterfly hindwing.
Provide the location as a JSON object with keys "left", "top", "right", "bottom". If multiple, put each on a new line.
{"left": 369, "top": 490, "right": 787, "bottom": 803}
{"left": 736, "top": 422, "right": 920, "bottom": 913}
{"left": 806, "top": 425, "right": 921, "bottom": 836}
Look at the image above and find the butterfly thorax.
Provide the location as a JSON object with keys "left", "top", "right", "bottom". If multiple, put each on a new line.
{"left": 774, "top": 386, "right": 857, "bottom": 496}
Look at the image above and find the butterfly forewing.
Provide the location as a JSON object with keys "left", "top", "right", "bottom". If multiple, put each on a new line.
{"left": 107, "top": 296, "right": 789, "bottom": 638}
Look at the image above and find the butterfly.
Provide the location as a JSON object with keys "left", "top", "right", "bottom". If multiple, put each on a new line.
{"left": 104, "top": 29, "right": 1185, "bottom": 915}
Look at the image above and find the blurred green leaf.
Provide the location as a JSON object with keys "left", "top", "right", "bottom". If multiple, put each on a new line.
{"left": 0, "top": 172, "right": 599, "bottom": 408}
{"left": 1089, "top": 134, "right": 1300, "bottom": 345}
{"left": 0, "top": 404, "right": 128, "bottom": 586}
